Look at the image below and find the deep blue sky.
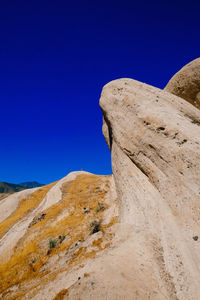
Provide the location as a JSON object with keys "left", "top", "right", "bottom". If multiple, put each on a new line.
{"left": 0, "top": 0, "right": 199, "bottom": 184}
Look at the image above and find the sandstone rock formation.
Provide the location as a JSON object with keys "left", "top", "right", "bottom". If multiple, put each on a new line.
{"left": 165, "top": 58, "right": 200, "bottom": 108}
{"left": 100, "top": 61, "right": 200, "bottom": 299}
{"left": 1, "top": 59, "right": 200, "bottom": 299}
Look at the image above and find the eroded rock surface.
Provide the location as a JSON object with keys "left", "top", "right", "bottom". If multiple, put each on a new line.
{"left": 165, "top": 58, "right": 200, "bottom": 108}
{"left": 100, "top": 75, "right": 200, "bottom": 299}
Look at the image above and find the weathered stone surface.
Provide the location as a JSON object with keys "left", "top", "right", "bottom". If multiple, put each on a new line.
{"left": 165, "top": 58, "right": 200, "bottom": 108}
{"left": 100, "top": 77, "right": 200, "bottom": 299}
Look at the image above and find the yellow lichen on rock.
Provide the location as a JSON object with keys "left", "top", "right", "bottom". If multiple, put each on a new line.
{"left": 52, "top": 289, "right": 69, "bottom": 300}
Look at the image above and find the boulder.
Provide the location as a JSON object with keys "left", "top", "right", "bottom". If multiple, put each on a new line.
{"left": 165, "top": 58, "right": 200, "bottom": 108}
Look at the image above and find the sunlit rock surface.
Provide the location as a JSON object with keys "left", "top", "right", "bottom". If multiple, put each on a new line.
{"left": 100, "top": 60, "right": 200, "bottom": 299}
{"left": 165, "top": 58, "right": 200, "bottom": 108}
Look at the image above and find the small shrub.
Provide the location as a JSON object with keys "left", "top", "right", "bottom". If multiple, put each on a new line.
{"left": 49, "top": 239, "right": 57, "bottom": 248}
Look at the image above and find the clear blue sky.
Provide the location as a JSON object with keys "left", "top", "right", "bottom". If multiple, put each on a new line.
{"left": 0, "top": 0, "right": 199, "bottom": 184}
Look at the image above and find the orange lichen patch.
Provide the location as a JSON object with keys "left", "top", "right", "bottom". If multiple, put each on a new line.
{"left": 92, "top": 238, "right": 103, "bottom": 248}
{"left": 53, "top": 289, "right": 69, "bottom": 300}
{"left": 0, "top": 174, "right": 116, "bottom": 299}
{"left": 0, "top": 182, "right": 56, "bottom": 239}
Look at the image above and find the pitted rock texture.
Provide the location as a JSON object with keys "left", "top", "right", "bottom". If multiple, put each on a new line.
{"left": 165, "top": 58, "right": 200, "bottom": 108}
{"left": 100, "top": 75, "right": 200, "bottom": 299}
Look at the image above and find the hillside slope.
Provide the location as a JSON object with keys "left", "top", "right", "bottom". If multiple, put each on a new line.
{"left": 0, "top": 172, "right": 118, "bottom": 299}
{"left": 0, "top": 182, "right": 25, "bottom": 201}
{"left": 0, "top": 182, "right": 44, "bottom": 201}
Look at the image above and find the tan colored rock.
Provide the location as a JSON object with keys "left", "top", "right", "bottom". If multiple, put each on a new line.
{"left": 100, "top": 78, "right": 200, "bottom": 299}
{"left": 165, "top": 58, "right": 200, "bottom": 108}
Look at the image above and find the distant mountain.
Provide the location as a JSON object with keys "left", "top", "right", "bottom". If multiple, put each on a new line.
{"left": 19, "top": 181, "right": 45, "bottom": 189}
{"left": 0, "top": 181, "right": 45, "bottom": 199}
{"left": 0, "top": 182, "right": 25, "bottom": 194}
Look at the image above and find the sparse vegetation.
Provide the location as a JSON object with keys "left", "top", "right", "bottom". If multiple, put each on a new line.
{"left": 0, "top": 182, "right": 56, "bottom": 239}
{"left": 0, "top": 174, "right": 115, "bottom": 297}
{"left": 49, "top": 239, "right": 57, "bottom": 248}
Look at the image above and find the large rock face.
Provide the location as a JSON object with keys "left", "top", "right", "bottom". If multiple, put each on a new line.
{"left": 165, "top": 58, "right": 200, "bottom": 108}
{"left": 100, "top": 72, "right": 200, "bottom": 298}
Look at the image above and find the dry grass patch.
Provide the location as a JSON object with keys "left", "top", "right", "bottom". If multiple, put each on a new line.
{"left": 0, "top": 174, "right": 116, "bottom": 299}
{"left": 0, "top": 182, "right": 56, "bottom": 239}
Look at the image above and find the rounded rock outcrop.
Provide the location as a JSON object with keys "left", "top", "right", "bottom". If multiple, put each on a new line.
{"left": 165, "top": 58, "right": 200, "bottom": 109}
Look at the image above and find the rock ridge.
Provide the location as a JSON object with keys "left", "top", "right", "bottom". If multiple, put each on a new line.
{"left": 100, "top": 59, "right": 200, "bottom": 299}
